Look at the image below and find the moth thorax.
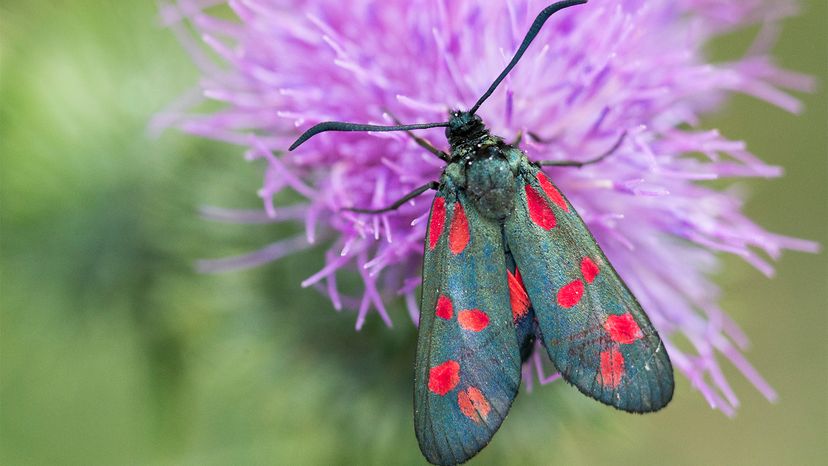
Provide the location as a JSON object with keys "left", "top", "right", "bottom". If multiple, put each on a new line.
{"left": 466, "top": 156, "right": 516, "bottom": 221}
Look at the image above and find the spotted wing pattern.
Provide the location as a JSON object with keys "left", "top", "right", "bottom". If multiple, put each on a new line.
{"left": 414, "top": 180, "right": 522, "bottom": 466}
{"left": 503, "top": 155, "right": 674, "bottom": 412}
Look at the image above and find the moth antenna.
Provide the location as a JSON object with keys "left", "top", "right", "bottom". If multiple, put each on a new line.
{"left": 289, "top": 121, "right": 449, "bottom": 151}
{"left": 468, "top": 0, "right": 587, "bottom": 115}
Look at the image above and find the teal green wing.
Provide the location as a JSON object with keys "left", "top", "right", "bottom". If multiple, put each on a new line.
{"left": 414, "top": 181, "right": 522, "bottom": 466}
{"left": 503, "top": 156, "right": 673, "bottom": 413}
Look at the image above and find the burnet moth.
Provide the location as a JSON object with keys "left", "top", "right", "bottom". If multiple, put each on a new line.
{"left": 290, "top": 1, "right": 674, "bottom": 464}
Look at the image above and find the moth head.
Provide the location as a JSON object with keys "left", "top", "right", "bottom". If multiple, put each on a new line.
{"left": 446, "top": 111, "right": 484, "bottom": 140}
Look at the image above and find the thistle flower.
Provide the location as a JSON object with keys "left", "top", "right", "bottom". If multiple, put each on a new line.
{"left": 156, "top": 0, "right": 817, "bottom": 415}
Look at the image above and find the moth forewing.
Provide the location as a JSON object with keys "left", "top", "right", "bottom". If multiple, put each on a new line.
{"left": 414, "top": 182, "right": 522, "bottom": 466}
{"left": 504, "top": 158, "right": 674, "bottom": 412}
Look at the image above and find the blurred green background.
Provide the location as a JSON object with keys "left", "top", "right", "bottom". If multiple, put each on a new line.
{"left": 1, "top": 1, "right": 825, "bottom": 465}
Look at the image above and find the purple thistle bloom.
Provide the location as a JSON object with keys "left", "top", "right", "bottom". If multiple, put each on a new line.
{"left": 156, "top": 0, "right": 817, "bottom": 415}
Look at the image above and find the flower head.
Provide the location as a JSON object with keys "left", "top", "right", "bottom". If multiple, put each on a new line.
{"left": 157, "top": 0, "right": 817, "bottom": 415}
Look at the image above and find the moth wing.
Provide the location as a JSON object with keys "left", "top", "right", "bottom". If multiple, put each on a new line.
{"left": 414, "top": 184, "right": 522, "bottom": 466}
{"left": 504, "top": 158, "right": 674, "bottom": 412}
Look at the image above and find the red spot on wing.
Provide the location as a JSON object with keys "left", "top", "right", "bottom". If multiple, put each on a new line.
{"left": 536, "top": 172, "right": 569, "bottom": 212}
{"left": 428, "top": 360, "right": 460, "bottom": 396}
{"left": 599, "top": 347, "right": 625, "bottom": 388}
{"left": 604, "top": 313, "right": 644, "bottom": 344}
{"left": 428, "top": 197, "right": 446, "bottom": 250}
{"left": 524, "top": 184, "right": 556, "bottom": 230}
{"left": 458, "top": 386, "right": 491, "bottom": 422}
{"left": 435, "top": 295, "right": 453, "bottom": 320}
{"left": 557, "top": 280, "right": 584, "bottom": 308}
{"left": 581, "top": 257, "right": 600, "bottom": 283}
{"left": 448, "top": 202, "right": 470, "bottom": 255}
{"left": 457, "top": 309, "right": 490, "bottom": 332}
{"left": 507, "top": 269, "right": 531, "bottom": 321}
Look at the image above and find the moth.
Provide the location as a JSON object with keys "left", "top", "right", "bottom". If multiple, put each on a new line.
{"left": 290, "top": 1, "right": 674, "bottom": 464}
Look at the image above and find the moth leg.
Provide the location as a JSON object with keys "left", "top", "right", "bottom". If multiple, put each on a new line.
{"left": 344, "top": 181, "right": 440, "bottom": 214}
{"left": 406, "top": 131, "right": 450, "bottom": 161}
{"left": 537, "top": 132, "right": 627, "bottom": 168}
{"left": 511, "top": 130, "right": 524, "bottom": 146}
{"left": 528, "top": 131, "right": 555, "bottom": 144}
{"left": 386, "top": 111, "right": 450, "bottom": 161}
